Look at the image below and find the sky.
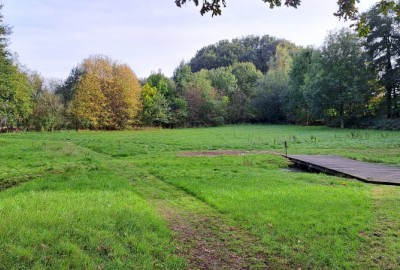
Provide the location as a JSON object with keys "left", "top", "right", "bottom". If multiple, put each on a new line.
{"left": 2, "top": 0, "right": 378, "bottom": 80}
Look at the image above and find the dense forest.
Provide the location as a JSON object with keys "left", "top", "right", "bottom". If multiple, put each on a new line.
{"left": 1, "top": 3, "right": 399, "bottom": 131}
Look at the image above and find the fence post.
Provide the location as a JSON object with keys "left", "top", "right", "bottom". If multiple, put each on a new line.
{"left": 284, "top": 141, "right": 288, "bottom": 157}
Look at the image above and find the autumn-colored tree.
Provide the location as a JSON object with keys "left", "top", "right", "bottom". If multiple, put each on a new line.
{"left": 70, "top": 58, "right": 110, "bottom": 129}
{"left": 110, "top": 64, "right": 142, "bottom": 128}
{"left": 69, "top": 55, "right": 141, "bottom": 129}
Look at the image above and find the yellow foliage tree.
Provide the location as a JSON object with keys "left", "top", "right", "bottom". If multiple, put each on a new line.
{"left": 110, "top": 64, "right": 141, "bottom": 128}
{"left": 70, "top": 55, "right": 141, "bottom": 129}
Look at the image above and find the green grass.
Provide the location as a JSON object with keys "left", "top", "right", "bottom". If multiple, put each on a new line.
{"left": 0, "top": 141, "right": 184, "bottom": 269}
{"left": 12, "top": 125, "right": 400, "bottom": 163}
{"left": 1, "top": 125, "right": 400, "bottom": 269}
{"left": 135, "top": 154, "right": 372, "bottom": 269}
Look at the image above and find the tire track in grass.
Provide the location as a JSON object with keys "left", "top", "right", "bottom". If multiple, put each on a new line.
{"left": 111, "top": 160, "right": 273, "bottom": 270}
{"left": 0, "top": 165, "right": 84, "bottom": 192}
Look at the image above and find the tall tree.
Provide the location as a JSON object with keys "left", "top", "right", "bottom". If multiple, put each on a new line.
{"left": 111, "top": 64, "right": 142, "bottom": 128}
{"left": 30, "top": 91, "right": 64, "bottom": 131}
{"left": 286, "top": 47, "right": 315, "bottom": 124}
{"left": 0, "top": 5, "right": 33, "bottom": 131}
{"left": 140, "top": 83, "right": 172, "bottom": 126}
{"left": 226, "top": 62, "right": 262, "bottom": 123}
{"left": 70, "top": 60, "right": 110, "bottom": 129}
{"left": 182, "top": 70, "right": 226, "bottom": 126}
{"left": 0, "top": 63, "right": 33, "bottom": 130}
{"left": 363, "top": 4, "right": 400, "bottom": 118}
{"left": 28, "top": 72, "right": 64, "bottom": 131}
{"left": 143, "top": 72, "right": 178, "bottom": 127}
{"left": 0, "top": 4, "right": 11, "bottom": 58}
{"left": 69, "top": 55, "right": 141, "bottom": 129}
{"left": 304, "top": 29, "right": 373, "bottom": 128}
{"left": 55, "top": 66, "right": 83, "bottom": 105}
{"left": 173, "top": 61, "right": 192, "bottom": 94}
{"left": 253, "top": 43, "right": 295, "bottom": 123}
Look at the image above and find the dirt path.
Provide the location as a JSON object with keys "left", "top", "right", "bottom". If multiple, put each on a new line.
{"left": 158, "top": 205, "right": 268, "bottom": 269}
{"left": 113, "top": 161, "right": 271, "bottom": 270}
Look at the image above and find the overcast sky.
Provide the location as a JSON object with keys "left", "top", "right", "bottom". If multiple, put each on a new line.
{"left": 2, "top": 0, "right": 378, "bottom": 80}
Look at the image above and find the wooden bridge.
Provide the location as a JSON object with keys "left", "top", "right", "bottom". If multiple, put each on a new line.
{"left": 286, "top": 155, "right": 400, "bottom": 185}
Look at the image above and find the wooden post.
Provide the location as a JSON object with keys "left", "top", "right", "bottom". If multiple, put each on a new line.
{"left": 284, "top": 141, "right": 288, "bottom": 157}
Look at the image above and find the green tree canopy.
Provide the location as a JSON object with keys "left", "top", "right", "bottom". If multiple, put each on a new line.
{"left": 252, "top": 43, "right": 295, "bottom": 123}
{"left": 182, "top": 69, "right": 227, "bottom": 126}
{"left": 0, "top": 5, "right": 33, "bottom": 131}
{"left": 173, "top": 61, "right": 192, "bottom": 94}
{"left": 226, "top": 62, "right": 263, "bottom": 123}
{"left": 362, "top": 4, "right": 400, "bottom": 118}
{"left": 286, "top": 47, "right": 315, "bottom": 124}
{"left": 188, "top": 35, "right": 290, "bottom": 73}
{"left": 0, "top": 4, "right": 12, "bottom": 57}
{"left": 207, "top": 66, "right": 237, "bottom": 95}
{"left": 30, "top": 90, "right": 64, "bottom": 131}
{"left": 304, "top": 29, "right": 373, "bottom": 128}
{"left": 146, "top": 72, "right": 175, "bottom": 97}
{"left": 140, "top": 83, "right": 172, "bottom": 126}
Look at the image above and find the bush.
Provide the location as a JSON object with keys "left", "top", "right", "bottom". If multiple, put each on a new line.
{"left": 351, "top": 117, "right": 400, "bottom": 131}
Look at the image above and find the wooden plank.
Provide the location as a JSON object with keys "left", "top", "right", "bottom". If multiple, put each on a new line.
{"left": 287, "top": 155, "right": 400, "bottom": 185}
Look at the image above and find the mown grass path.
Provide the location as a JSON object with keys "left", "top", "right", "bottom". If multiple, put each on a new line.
{"left": 357, "top": 186, "right": 400, "bottom": 269}
{"left": 111, "top": 159, "right": 272, "bottom": 269}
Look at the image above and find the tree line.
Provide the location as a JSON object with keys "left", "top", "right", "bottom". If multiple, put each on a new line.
{"left": 0, "top": 3, "right": 399, "bottom": 131}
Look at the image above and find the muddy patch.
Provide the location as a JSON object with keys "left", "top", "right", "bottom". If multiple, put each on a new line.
{"left": 178, "top": 150, "right": 280, "bottom": 157}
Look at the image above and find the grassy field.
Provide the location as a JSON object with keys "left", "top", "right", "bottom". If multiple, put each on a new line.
{"left": 1, "top": 125, "right": 400, "bottom": 269}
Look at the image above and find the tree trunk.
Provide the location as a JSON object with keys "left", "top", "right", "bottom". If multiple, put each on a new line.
{"left": 385, "top": 39, "right": 393, "bottom": 118}
{"left": 393, "top": 88, "right": 399, "bottom": 118}
{"left": 386, "top": 85, "right": 392, "bottom": 118}
{"left": 339, "top": 107, "right": 344, "bottom": 129}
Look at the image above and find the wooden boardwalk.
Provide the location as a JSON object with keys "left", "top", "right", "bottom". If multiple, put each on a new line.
{"left": 287, "top": 155, "right": 400, "bottom": 185}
